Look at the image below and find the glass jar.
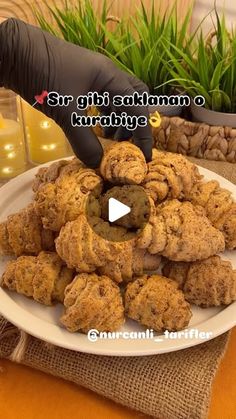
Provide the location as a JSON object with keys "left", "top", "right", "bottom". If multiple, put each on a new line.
{"left": 22, "top": 100, "right": 72, "bottom": 164}
{"left": 0, "top": 88, "right": 27, "bottom": 179}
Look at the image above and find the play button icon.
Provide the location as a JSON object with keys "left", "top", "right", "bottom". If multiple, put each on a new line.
{"left": 108, "top": 198, "right": 131, "bottom": 223}
{"left": 85, "top": 184, "right": 151, "bottom": 242}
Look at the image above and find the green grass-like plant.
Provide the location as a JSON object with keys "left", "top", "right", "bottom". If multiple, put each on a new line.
{"left": 103, "top": 1, "right": 194, "bottom": 94}
{"left": 35, "top": 1, "right": 236, "bottom": 111}
{"left": 161, "top": 9, "right": 236, "bottom": 112}
{"left": 35, "top": 0, "right": 193, "bottom": 95}
{"left": 35, "top": 0, "right": 113, "bottom": 52}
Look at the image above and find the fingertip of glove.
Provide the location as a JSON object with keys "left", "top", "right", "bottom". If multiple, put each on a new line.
{"left": 133, "top": 137, "right": 153, "bottom": 162}
{"left": 81, "top": 148, "right": 104, "bottom": 169}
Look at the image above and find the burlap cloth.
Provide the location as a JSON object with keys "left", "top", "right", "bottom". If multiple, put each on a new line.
{"left": 0, "top": 156, "right": 235, "bottom": 419}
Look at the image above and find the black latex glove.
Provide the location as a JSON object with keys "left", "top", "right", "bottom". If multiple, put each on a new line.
{"left": 0, "top": 18, "right": 153, "bottom": 167}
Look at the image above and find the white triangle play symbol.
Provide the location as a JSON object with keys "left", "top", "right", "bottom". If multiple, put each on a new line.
{"left": 108, "top": 198, "right": 131, "bottom": 223}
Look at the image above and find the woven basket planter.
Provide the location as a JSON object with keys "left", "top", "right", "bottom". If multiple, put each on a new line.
{"left": 152, "top": 116, "right": 236, "bottom": 163}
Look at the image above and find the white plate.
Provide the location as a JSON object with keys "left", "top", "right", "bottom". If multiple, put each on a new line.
{"left": 0, "top": 163, "right": 235, "bottom": 356}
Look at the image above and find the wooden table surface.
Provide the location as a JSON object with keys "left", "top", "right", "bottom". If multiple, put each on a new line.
{"left": 0, "top": 327, "right": 236, "bottom": 419}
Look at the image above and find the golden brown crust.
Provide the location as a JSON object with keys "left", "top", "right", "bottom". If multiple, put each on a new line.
{"left": 61, "top": 273, "right": 125, "bottom": 333}
{"left": 125, "top": 274, "right": 192, "bottom": 332}
{"left": 137, "top": 200, "right": 225, "bottom": 261}
{"left": 163, "top": 256, "right": 236, "bottom": 307}
{"left": 0, "top": 221, "right": 13, "bottom": 255}
{"left": 7, "top": 204, "right": 42, "bottom": 256}
{"left": 205, "top": 188, "right": 233, "bottom": 224}
{"left": 1, "top": 256, "right": 36, "bottom": 295}
{"left": 34, "top": 168, "right": 102, "bottom": 231}
{"left": 187, "top": 181, "right": 236, "bottom": 249}
{"left": 0, "top": 204, "right": 55, "bottom": 257}
{"left": 162, "top": 260, "right": 189, "bottom": 289}
{"left": 32, "top": 160, "right": 69, "bottom": 193}
{"left": 57, "top": 158, "right": 84, "bottom": 177}
{"left": 98, "top": 241, "right": 161, "bottom": 283}
{"left": 32, "top": 158, "right": 84, "bottom": 193}
{"left": 1, "top": 251, "right": 74, "bottom": 305}
{"left": 55, "top": 214, "right": 127, "bottom": 273}
{"left": 186, "top": 180, "right": 219, "bottom": 207}
{"left": 98, "top": 240, "right": 135, "bottom": 283}
{"left": 33, "top": 252, "right": 63, "bottom": 305}
{"left": 143, "top": 252, "right": 162, "bottom": 271}
{"left": 215, "top": 203, "right": 236, "bottom": 250}
{"left": 100, "top": 141, "right": 147, "bottom": 184}
{"left": 142, "top": 150, "right": 201, "bottom": 203}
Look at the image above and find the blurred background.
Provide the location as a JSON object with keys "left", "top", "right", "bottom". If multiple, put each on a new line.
{"left": 1, "top": 0, "right": 235, "bottom": 27}
{"left": 0, "top": 0, "right": 191, "bottom": 23}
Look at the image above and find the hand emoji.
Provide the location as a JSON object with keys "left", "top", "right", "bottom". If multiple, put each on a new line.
{"left": 149, "top": 111, "right": 162, "bottom": 128}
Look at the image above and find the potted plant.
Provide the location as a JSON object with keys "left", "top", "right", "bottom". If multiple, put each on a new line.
{"left": 35, "top": 0, "right": 117, "bottom": 53}
{"left": 103, "top": 1, "right": 193, "bottom": 116}
{"left": 36, "top": 1, "right": 193, "bottom": 117}
{"left": 161, "top": 9, "right": 236, "bottom": 127}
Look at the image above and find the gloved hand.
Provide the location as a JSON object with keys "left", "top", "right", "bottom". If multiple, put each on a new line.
{"left": 0, "top": 18, "right": 153, "bottom": 167}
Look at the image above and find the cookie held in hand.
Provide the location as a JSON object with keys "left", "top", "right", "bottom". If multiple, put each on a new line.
{"left": 100, "top": 141, "right": 147, "bottom": 184}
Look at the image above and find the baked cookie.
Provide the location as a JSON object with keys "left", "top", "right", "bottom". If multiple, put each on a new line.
{"left": 55, "top": 214, "right": 130, "bottom": 272}
{"left": 32, "top": 160, "right": 69, "bottom": 193}
{"left": 61, "top": 273, "right": 125, "bottom": 333}
{"left": 187, "top": 180, "right": 236, "bottom": 249}
{"left": 32, "top": 158, "right": 84, "bottom": 192}
{"left": 100, "top": 141, "right": 147, "bottom": 184}
{"left": 137, "top": 200, "right": 225, "bottom": 261}
{"left": 35, "top": 167, "right": 102, "bottom": 231}
{"left": 142, "top": 150, "right": 201, "bottom": 203}
{"left": 215, "top": 203, "right": 236, "bottom": 251}
{"left": 0, "top": 204, "right": 55, "bottom": 257}
{"left": 1, "top": 251, "right": 74, "bottom": 305}
{"left": 98, "top": 240, "right": 161, "bottom": 283}
{"left": 0, "top": 221, "right": 13, "bottom": 255}
{"left": 163, "top": 256, "right": 236, "bottom": 307}
{"left": 125, "top": 274, "right": 192, "bottom": 332}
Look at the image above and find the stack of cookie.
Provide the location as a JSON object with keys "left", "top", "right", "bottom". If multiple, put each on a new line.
{"left": 0, "top": 141, "right": 236, "bottom": 335}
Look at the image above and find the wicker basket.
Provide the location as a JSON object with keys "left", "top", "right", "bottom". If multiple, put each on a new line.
{"left": 152, "top": 116, "right": 236, "bottom": 163}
